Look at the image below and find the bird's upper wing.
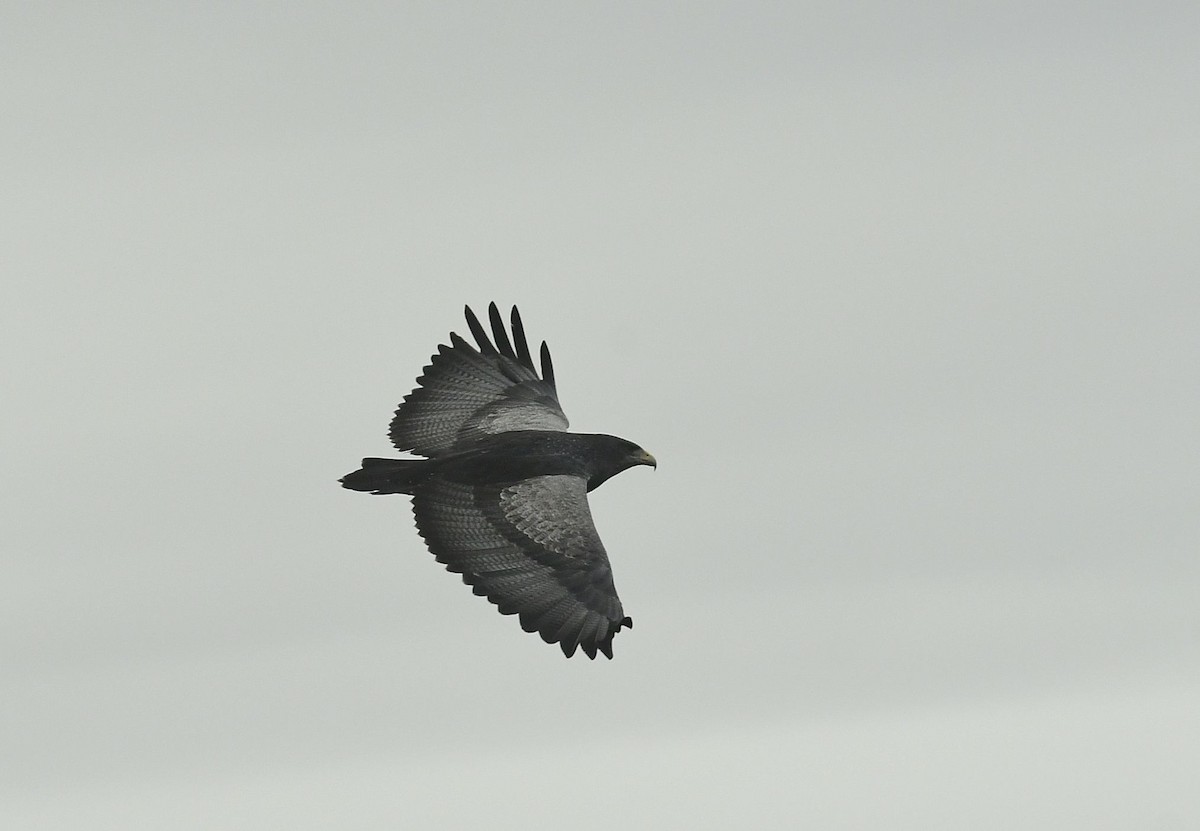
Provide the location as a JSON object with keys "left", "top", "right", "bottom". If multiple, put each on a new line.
{"left": 411, "top": 474, "right": 632, "bottom": 658}
{"left": 389, "top": 303, "right": 568, "bottom": 457}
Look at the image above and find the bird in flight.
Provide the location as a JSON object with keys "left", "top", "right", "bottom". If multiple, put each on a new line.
{"left": 341, "top": 303, "right": 655, "bottom": 659}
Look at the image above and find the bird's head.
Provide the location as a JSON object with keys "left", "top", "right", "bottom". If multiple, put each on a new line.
{"left": 628, "top": 446, "right": 657, "bottom": 470}
{"left": 584, "top": 435, "right": 656, "bottom": 491}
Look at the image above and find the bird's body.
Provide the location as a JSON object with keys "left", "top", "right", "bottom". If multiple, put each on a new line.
{"left": 343, "top": 431, "right": 650, "bottom": 495}
{"left": 341, "top": 304, "right": 653, "bottom": 659}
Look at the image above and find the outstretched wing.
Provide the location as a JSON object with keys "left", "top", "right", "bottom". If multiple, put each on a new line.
{"left": 411, "top": 474, "right": 632, "bottom": 658}
{"left": 389, "top": 303, "right": 568, "bottom": 457}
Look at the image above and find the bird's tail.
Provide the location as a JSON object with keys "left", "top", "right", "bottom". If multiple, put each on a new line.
{"left": 339, "top": 458, "right": 429, "bottom": 495}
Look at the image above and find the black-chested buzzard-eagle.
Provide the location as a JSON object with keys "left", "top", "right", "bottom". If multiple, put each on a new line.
{"left": 340, "top": 303, "right": 654, "bottom": 659}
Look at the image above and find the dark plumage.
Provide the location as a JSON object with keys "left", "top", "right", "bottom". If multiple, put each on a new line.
{"left": 341, "top": 303, "right": 654, "bottom": 659}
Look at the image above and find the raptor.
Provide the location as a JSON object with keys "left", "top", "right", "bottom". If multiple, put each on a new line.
{"left": 341, "top": 303, "right": 654, "bottom": 658}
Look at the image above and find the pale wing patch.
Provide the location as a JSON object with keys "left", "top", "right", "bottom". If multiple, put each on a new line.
{"left": 499, "top": 475, "right": 605, "bottom": 560}
{"left": 462, "top": 398, "right": 570, "bottom": 440}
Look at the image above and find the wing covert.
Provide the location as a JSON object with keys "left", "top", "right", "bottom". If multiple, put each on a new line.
{"left": 389, "top": 303, "right": 568, "bottom": 457}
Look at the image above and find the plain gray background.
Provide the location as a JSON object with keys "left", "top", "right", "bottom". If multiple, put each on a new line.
{"left": 3, "top": 3, "right": 1197, "bottom": 828}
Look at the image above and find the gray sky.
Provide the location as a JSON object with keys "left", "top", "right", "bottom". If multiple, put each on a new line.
{"left": 3, "top": 3, "right": 1198, "bottom": 828}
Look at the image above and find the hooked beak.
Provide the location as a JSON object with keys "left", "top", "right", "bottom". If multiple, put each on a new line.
{"left": 633, "top": 448, "right": 657, "bottom": 469}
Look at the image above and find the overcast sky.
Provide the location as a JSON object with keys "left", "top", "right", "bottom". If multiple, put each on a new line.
{"left": 3, "top": 3, "right": 1198, "bottom": 828}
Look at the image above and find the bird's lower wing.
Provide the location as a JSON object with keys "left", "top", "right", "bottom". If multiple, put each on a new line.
{"left": 411, "top": 474, "right": 631, "bottom": 658}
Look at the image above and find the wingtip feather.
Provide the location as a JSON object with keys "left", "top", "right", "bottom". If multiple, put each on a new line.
{"left": 510, "top": 306, "right": 534, "bottom": 370}
{"left": 540, "top": 341, "right": 556, "bottom": 388}
{"left": 488, "top": 302, "right": 516, "bottom": 360}
{"left": 464, "top": 305, "right": 497, "bottom": 355}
